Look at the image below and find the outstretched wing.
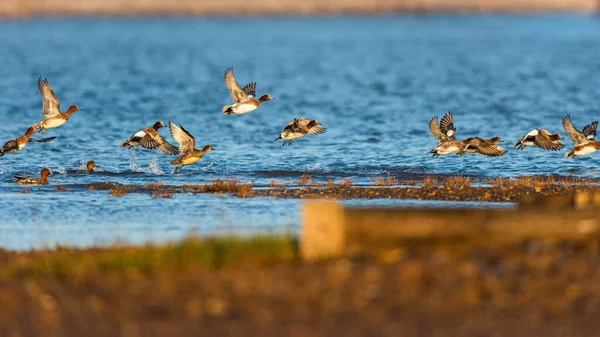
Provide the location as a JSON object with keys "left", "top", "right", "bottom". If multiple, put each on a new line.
{"left": 582, "top": 121, "right": 598, "bottom": 141}
{"left": 439, "top": 112, "right": 456, "bottom": 140}
{"left": 476, "top": 141, "right": 507, "bottom": 157}
{"left": 169, "top": 121, "right": 196, "bottom": 154}
{"left": 534, "top": 133, "right": 564, "bottom": 151}
{"left": 224, "top": 68, "right": 250, "bottom": 104}
{"left": 428, "top": 116, "right": 445, "bottom": 140}
{"left": 242, "top": 82, "right": 257, "bottom": 99}
{"left": 38, "top": 77, "right": 61, "bottom": 117}
{"left": 28, "top": 137, "right": 56, "bottom": 143}
{"left": 562, "top": 115, "right": 589, "bottom": 145}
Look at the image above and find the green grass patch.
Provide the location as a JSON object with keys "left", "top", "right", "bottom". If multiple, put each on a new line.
{"left": 0, "top": 235, "right": 297, "bottom": 281}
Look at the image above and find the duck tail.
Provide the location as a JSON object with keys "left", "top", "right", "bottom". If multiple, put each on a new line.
{"left": 428, "top": 149, "right": 439, "bottom": 157}
{"left": 274, "top": 135, "right": 282, "bottom": 142}
{"left": 513, "top": 140, "right": 521, "bottom": 148}
{"left": 222, "top": 105, "right": 234, "bottom": 115}
{"left": 120, "top": 141, "right": 130, "bottom": 148}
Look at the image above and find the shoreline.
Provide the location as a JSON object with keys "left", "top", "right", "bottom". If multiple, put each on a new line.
{"left": 0, "top": 1, "right": 597, "bottom": 18}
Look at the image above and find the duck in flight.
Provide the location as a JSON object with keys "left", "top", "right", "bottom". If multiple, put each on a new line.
{"left": 275, "top": 118, "right": 326, "bottom": 146}
{"left": 169, "top": 122, "right": 213, "bottom": 173}
{"left": 121, "top": 121, "right": 179, "bottom": 155}
{"left": 0, "top": 126, "right": 55, "bottom": 157}
{"left": 13, "top": 168, "right": 52, "bottom": 185}
{"left": 460, "top": 137, "right": 507, "bottom": 157}
{"left": 562, "top": 115, "right": 600, "bottom": 158}
{"left": 222, "top": 67, "right": 274, "bottom": 115}
{"left": 514, "top": 128, "right": 564, "bottom": 151}
{"left": 34, "top": 77, "right": 80, "bottom": 134}
{"left": 428, "top": 112, "right": 472, "bottom": 156}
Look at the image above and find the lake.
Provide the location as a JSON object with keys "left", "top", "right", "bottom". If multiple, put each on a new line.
{"left": 0, "top": 15, "right": 598, "bottom": 249}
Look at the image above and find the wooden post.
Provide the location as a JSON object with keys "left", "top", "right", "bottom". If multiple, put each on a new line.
{"left": 301, "top": 201, "right": 345, "bottom": 261}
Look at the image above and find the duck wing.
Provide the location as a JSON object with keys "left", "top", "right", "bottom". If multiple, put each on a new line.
{"left": 428, "top": 116, "right": 445, "bottom": 140}
{"left": 169, "top": 121, "right": 196, "bottom": 154}
{"left": 38, "top": 77, "right": 61, "bottom": 117}
{"left": 224, "top": 68, "right": 250, "bottom": 104}
{"left": 562, "top": 115, "right": 589, "bottom": 145}
{"left": 582, "top": 121, "right": 598, "bottom": 141}
{"left": 242, "top": 82, "right": 257, "bottom": 99}
{"left": 534, "top": 133, "right": 564, "bottom": 151}
{"left": 439, "top": 112, "right": 456, "bottom": 140}
{"left": 296, "top": 118, "right": 326, "bottom": 135}
{"left": 28, "top": 136, "right": 56, "bottom": 143}
{"left": 476, "top": 141, "right": 507, "bottom": 157}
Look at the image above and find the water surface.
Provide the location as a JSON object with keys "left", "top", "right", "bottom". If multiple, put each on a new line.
{"left": 0, "top": 15, "right": 598, "bottom": 248}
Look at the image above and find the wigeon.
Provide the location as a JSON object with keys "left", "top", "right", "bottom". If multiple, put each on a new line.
{"left": 460, "top": 137, "right": 507, "bottom": 157}
{"left": 34, "top": 77, "right": 80, "bottom": 134}
{"left": 514, "top": 129, "right": 564, "bottom": 151}
{"left": 75, "top": 161, "right": 98, "bottom": 173}
{"left": 0, "top": 126, "right": 55, "bottom": 157}
{"left": 275, "top": 118, "right": 326, "bottom": 146}
{"left": 563, "top": 115, "right": 600, "bottom": 158}
{"left": 121, "top": 121, "right": 179, "bottom": 155}
{"left": 222, "top": 67, "right": 274, "bottom": 115}
{"left": 169, "top": 121, "right": 213, "bottom": 173}
{"left": 13, "top": 168, "right": 52, "bottom": 185}
{"left": 428, "top": 112, "right": 472, "bottom": 156}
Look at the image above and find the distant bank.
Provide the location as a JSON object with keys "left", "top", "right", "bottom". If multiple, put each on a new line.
{"left": 0, "top": 0, "right": 598, "bottom": 17}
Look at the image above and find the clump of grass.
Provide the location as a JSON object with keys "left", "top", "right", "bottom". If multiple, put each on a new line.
{"left": 109, "top": 186, "right": 128, "bottom": 197}
{"left": 338, "top": 179, "right": 353, "bottom": 187}
{"left": 2, "top": 236, "right": 297, "bottom": 279}
{"left": 182, "top": 179, "right": 254, "bottom": 194}
{"left": 372, "top": 175, "right": 399, "bottom": 187}
{"left": 295, "top": 173, "right": 315, "bottom": 185}
{"left": 444, "top": 175, "right": 472, "bottom": 189}
{"left": 423, "top": 176, "right": 437, "bottom": 189}
{"left": 237, "top": 183, "right": 254, "bottom": 198}
{"left": 269, "top": 180, "right": 287, "bottom": 188}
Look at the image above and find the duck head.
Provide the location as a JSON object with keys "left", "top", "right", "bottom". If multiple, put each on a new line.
{"left": 258, "top": 94, "right": 274, "bottom": 102}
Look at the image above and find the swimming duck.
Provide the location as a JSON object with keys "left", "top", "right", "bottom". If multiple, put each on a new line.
{"left": 514, "top": 129, "right": 564, "bottom": 151}
{"left": 120, "top": 121, "right": 179, "bottom": 155}
{"left": 428, "top": 112, "right": 470, "bottom": 156}
{"left": 222, "top": 67, "right": 274, "bottom": 115}
{"left": 169, "top": 121, "right": 213, "bottom": 173}
{"left": 563, "top": 115, "right": 600, "bottom": 158}
{"left": 460, "top": 137, "right": 507, "bottom": 157}
{"left": 0, "top": 127, "right": 55, "bottom": 157}
{"left": 274, "top": 118, "right": 326, "bottom": 146}
{"left": 34, "top": 77, "right": 80, "bottom": 134}
{"left": 13, "top": 168, "right": 52, "bottom": 185}
{"left": 75, "top": 161, "right": 98, "bottom": 173}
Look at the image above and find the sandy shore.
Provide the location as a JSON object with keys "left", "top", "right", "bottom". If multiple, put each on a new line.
{"left": 0, "top": 0, "right": 597, "bottom": 17}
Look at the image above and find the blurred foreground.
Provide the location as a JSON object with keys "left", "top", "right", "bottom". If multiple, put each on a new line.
{"left": 2, "top": 231, "right": 600, "bottom": 336}
{"left": 0, "top": 0, "right": 597, "bottom": 17}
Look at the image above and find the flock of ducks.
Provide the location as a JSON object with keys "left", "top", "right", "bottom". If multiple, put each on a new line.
{"left": 5, "top": 69, "right": 598, "bottom": 186}
{"left": 429, "top": 112, "right": 599, "bottom": 158}
{"left": 3, "top": 68, "right": 328, "bottom": 185}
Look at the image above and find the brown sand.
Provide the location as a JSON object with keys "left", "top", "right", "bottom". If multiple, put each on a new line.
{"left": 0, "top": 0, "right": 597, "bottom": 17}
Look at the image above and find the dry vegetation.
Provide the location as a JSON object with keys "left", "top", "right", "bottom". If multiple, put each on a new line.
{"left": 269, "top": 180, "right": 287, "bottom": 188}
{"left": 295, "top": 173, "right": 316, "bottom": 185}
{"left": 372, "top": 175, "right": 399, "bottom": 187}
{"left": 444, "top": 175, "right": 472, "bottom": 189}
{"left": 109, "top": 186, "right": 128, "bottom": 197}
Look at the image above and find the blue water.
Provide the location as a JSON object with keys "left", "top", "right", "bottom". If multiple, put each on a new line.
{"left": 0, "top": 15, "right": 599, "bottom": 249}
